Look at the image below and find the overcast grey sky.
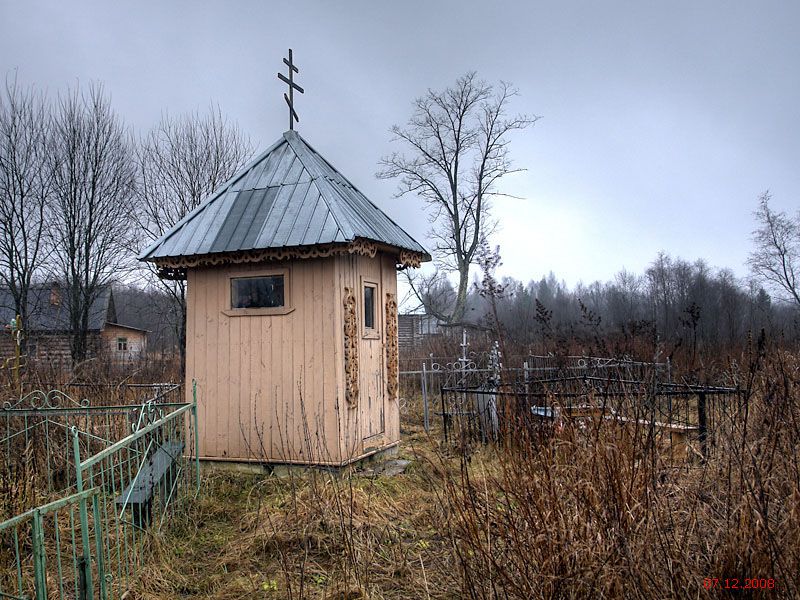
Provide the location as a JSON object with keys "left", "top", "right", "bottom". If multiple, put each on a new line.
{"left": 2, "top": 1, "right": 798, "bottom": 288}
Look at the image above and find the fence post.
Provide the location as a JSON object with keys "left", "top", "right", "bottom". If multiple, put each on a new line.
{"left": 72, "top": 427, "right": 95, "bottom": 600}
{"left": 523, "top": 360, "right": 529, "bottom": 402}
{"left": 78, "top": 557, "right": 88, "bottom": 600}
{"left": 91, "top": 492, "right": 107, "bottom": 599}
{"left": 422, "top": 363, "right": 430, "bottom": 433}
{"left": 441, "top": 385, "right": 448, "bottom": 444}
{"left": 31, "top": 508, "right": 47, "bottom": 600}
{"left": 192, "top": 379, "right": 201, "bottom": 493}
{"left": 698, "top": 392, "right": 708, "bottom": 459}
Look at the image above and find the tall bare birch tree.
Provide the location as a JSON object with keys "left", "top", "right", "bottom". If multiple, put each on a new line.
{"left": 0, "top": 77, "right": 53, "bottom": 336}
{"left": 134, "top": 107, "right": 252, "bottom": 372}
{"left": 749, "top": 192, "right": 800, "bottom": 308}
{"left": 379, "top": 72, "right": 537, "bottom": 323}
{"left": 50, "top": 83, "right": 136, "bottom": 363}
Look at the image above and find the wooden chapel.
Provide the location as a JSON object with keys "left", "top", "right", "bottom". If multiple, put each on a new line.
{"left": 139, "top": 57, "right": 429, "bottom": 465}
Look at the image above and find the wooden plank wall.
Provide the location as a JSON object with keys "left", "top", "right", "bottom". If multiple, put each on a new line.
{"left": 186, "top": 252, "right": 400, "bottom": 466}
{"left": 379, "top": 253, "right": 401, "bottom": 450}
{"left": 186, "top": 258, "right": 344, "bottom": 464}
{"left": 335, "top": 252, "right": 400, "bottom": 461}
{"left": 0, "top": 333, "right": 101, "bottom": 368}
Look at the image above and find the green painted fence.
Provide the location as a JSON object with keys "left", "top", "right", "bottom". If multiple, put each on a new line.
{"left": 0, "top": 383, "right": 200, "bottom": 599}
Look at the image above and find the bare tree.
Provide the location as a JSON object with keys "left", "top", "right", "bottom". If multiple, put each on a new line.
{"left": 749, "top": 191, "right": 800, "bottom": 308}
{"left": 49, "top": 82, "right": 136, "bottom": 364}
{"left": 379, "top": 72, "right": 537, "bottom": 323}
{"left": 134, "top": 107, "right": 252, "bottom": 372}
{"left": 606, "top": 269, "right": 645, "bottom": 332}
{"left": 0, "top": 76, "right": 53, "bottom": 336}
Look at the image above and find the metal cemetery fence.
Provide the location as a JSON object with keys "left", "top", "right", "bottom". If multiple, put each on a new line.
{"left": 435, "top": 355, "right": 740, "bottom": 459}
{"left": 398, "top": 338, "right": 740, "bottom": 460}
{"left": 398, "top": 331, "right": 499, "bottom": 432}
{"left": 0, "top": 383, "right": 199, "bottom": 600}
{"left": 399, "top": 350, "right": 673, "bottom": 433}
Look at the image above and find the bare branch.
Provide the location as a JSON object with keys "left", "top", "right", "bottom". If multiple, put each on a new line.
{"left": 748, "top": 192, "right": 800, "bottom": 308}
{"left": 48, "top": 81, "right": 137, "bottom": 363}
{"left": 0, "top": 74, "right": 54, "bottom": 334}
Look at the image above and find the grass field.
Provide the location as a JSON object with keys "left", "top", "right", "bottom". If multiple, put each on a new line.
{"left": 128, "top": 349, "right": 800, "bottom": 600}
{"left": 3, "top": 351, "right": 799, "bottom": 599}
{"left": 130, "top": 427, "right": 457, "bottom": 599}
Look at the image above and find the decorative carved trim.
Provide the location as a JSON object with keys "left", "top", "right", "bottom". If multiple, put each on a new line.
{"left": 157, "top": 266, "right": 187, "bottom": 280}
{"left": 156, "top": 240, "right": 376, "bottom": 269}
{"left": 343, "top": 287, "right": 359, "bottom": 407}
{"left": 385, "top": 292, "right": 398, "bottom": 402}
{"left": 398, "top": 250, "right": 424, "bottom": 269}
{"left": 152, "top": 239, "right": 427, "bottom": 279}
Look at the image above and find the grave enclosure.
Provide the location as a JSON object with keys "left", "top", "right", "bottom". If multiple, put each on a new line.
{"left": 0, "top": 383, "right": 199, "bottom": 600}
{"left": 398, "top": 334, "right": 740, "bottom": 462}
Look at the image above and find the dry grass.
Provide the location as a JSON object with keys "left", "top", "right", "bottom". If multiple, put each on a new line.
{"left": 435, "top": 350, "right": 800, "bottom": 599}
{"left": 129, "top": 432, "right": 458, "bottom": 599}
{"left": 4, "top": 350, "right": 799, "bottom": 599}
{"left": 126, "top": 351, "right": 800, "bottom": 599}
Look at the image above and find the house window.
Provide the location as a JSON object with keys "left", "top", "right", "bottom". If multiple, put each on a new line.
{"left": 117, "top": 337, "right": 128, "bottom": 352}
{"left": 364, "top": 284, "right": 376, "bottom": 330}
{"left": 231, "top": 275, "right": 285, "bottom": 309}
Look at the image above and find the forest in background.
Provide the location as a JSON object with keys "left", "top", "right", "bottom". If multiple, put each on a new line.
{"left": 411, "top": 249, "right": 796, "bottom": 372}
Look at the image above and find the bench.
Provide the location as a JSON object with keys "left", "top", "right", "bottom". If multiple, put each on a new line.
{"left": 116, "top": 440, "right": 184, "bottom": 527}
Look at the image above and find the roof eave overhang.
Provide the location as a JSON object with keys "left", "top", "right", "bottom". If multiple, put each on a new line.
{"left": 144, "top": 238, "right": 431, "bottom": 281}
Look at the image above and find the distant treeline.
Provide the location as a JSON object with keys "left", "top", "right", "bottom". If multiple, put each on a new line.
{"left": 438, "top": 252, "right": 795, "bottom": 360}
{"left": 125, "top": 249, "right": 797, "bottom": 361}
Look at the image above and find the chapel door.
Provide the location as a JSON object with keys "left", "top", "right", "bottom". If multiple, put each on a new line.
{"left": 360, "top": 276, "right": 385, "bottom": 441}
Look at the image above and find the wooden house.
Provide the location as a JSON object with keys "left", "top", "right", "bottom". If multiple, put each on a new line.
{"left": 139, "top": 131, "right": 430, "bottom": 466}
{"left": 0, "top": 284, "right": 148, "bottom": 366}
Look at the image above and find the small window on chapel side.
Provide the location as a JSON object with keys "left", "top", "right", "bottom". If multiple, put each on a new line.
{"left": 364, "top": 284, "right": 376, "bottom": 330}
{"left": 231, "top": 275, "right": 285, "bottom": 309}
{"left": 117, "top": 337, "right": 128, "bottom": 352}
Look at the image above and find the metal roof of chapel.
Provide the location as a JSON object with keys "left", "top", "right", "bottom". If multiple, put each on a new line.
{"left": 138, "top": 130, "right": 429, "bottom": 263}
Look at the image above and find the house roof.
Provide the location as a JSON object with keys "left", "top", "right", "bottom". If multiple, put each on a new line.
{"left": 138, "top": 130, "right": 430, "bottom": 263}
{"left": 0, "top": 285, "right": 113, "bottom": 333}
{"left": 104, "top": 322, "right": 150, "bottom": 334}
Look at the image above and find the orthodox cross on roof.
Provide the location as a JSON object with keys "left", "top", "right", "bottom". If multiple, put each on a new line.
{"left": 277, "top": 49, "right": 304, "bottom": 131}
